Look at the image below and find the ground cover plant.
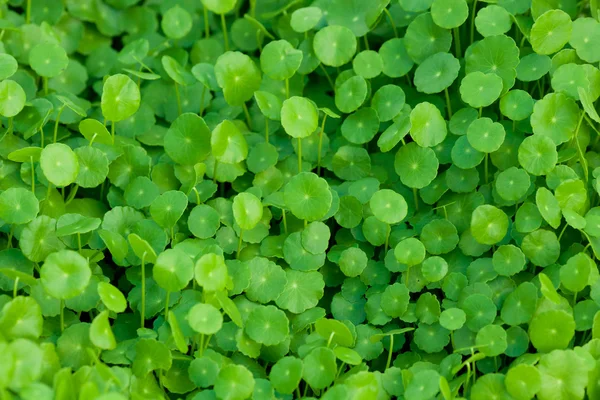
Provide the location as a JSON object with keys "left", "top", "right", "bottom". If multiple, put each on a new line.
{"left": 3, "top": 0, "right": 600, "bottom": 399}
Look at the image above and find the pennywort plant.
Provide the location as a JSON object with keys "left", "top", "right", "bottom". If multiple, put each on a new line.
{"left": 2, "top": 0, "right": 600, "bottom": 399}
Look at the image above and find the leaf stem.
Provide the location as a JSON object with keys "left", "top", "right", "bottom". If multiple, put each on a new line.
{"left": 574, "top": 110, "right": 588, "bottom": 182}
{"left": 30, "top": 156, "right": 35, "bottom": 193}
{"left": 382, "top": 8, "right": 398, "bottom": 38}
{"left": 242, "top": 102, "right": 252, "bottom": 128}
{"left": 13, "top": 276, "right": 19, "bottom": 298}
{"left": 199, "top": 85, "right": 206, "bottom": 116}
{"left": 386, "top": 334, "right": 394, "bottom": 370}
{"left": 444, "top": 88, "right": 452, "bottom": 118}
{"left": 470, "top": 0, "right": 478, "bottom": 45}
{"left": 26, "top": 0, "right": 31, "bottom": 24}
{"left": 265, "top": 118, "right": 270, "bottom": 143}
{"left": 237, "top": 229, "right": 244, "bottom": 259}
{"left": 319, "top": 64, "right": 335, "bottom": 91}
{"left": 44, "top": 77, "right": 48, "bottom": 96}
{"left": 60, "top": 299, "right": 65, "bottom": 332}
{"left": 164, "top": 290, "right": 171, "bottom": 320}
{"left": 5, "top": 226, "right": 12, "bottom": 249}
{"left": 558, "top": 223, "right": 568, "bottom": 241}
{"left": 141, "top": 254, "right": 146, "bottom": 328}
{"left": 413, "top": 187, "right": 419, "bottom": 212}
{"left": 111, "top": 120, "right": 116, "bottom": 144}
{"left": 453, "top": 28, "right": 461, "bottom": 57}
{"left": 221, "top": 13, "right": 229, "bottom": 51}
{"left": 53, "top": 106, "right": 65, "bottom": 143}
{"left": 174, "top": 83, "right": 182, "bottom": 116}
{"left": 317, "top": 115, "right": 327, "bottom": 175}
{"left": 213, "top": 160, "right": 219, "bottom": 183}
{"left": 204, "top": 7, "right": 210, "bottom": 38}
{"left": 65, "top": 184, "right": 79, "bottom": 205}
{"left": 298, "top": 137, "right": 302, "bottom": 173}
{"left": 77, "top": 233, "right": 82, "bottom": 253}
{"left": 484, "top": 153, "right": 489, "bottom": 184}
{"left": 285, "top": 78, "right": 290, "bottom": 99}
{"left": 384, "top": 227, "right": 390, "bottom": 254}
{"left": 282, "top": 209, "right": 288, "bottom": 234}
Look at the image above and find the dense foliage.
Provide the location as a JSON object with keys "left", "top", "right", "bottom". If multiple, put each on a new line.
{"left": 2, "top": 0, "right": 600, "bottom": 399}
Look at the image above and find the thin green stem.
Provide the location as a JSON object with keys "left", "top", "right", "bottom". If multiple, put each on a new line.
{"left": 478, "top": 107, "right": 482, "bottom": 118}
{"left": 44, "top": 77, "right": 48, "bottom": 96}
{"left": 65, "top": 184, "right": 79, "bottom": 205}
{"left": 265, "top": 118, "right": 270, "bottom": 143}
{"left": 386, "top": 334, "right": 394, "bottom": 370}
{"left": 256, "top": 30, "right": 263, "bottom": 52}
{"left": 174, "top": 83, "right": 182, "bottom": 116}
{"left": 335, "top": 362, "right": 346, "bottom": 379}
{"left": 484, "top": 153, "right": 489, "bottom": 184}
{"left": 242, "top": 103, "right": 252, "bottom": 128}
{"left": 297, "top": 137, "right": 302, "bottom": 173}
{"left": 317, "top": 115, "right": 327, "bottom": 175}
{"left": 192, "top": 187, "right": 201, "bottom": 204}
{"left": 444, "top": 88, "right": 452, "bottom": 118}
{"left": 574, "top": 110, "right": 588, "bottom": 182}
{"left": 204, "top": 334, "right": 212, "bottom": 350}
{"left": 213, "top": 160, "right": 219, "bottom": 183}
{"left": 221, "top": 13, "right": 229, "bottom": 51}
{"left": 53, "top": 106, "right": 65, "bottom": 143}
{"left": 413, "top": 187, "right": 419, "bottom": 212}
{"left": 60, "top": 299, "right": 65, "bottom": 332}
{"left": 45, "top": 183, "right": 53, "bottom": 206}
{"left": 363, "top": 34, "right": 369, "bottom": 50}
{"left": 6, "top": 226, "right": 13, "bottom": 249}
{"left": 319, "top": 64, "right": 335, "bottom": 91}
{"left": 204, "top": 7, "right": 210, "bottom": 38}
{"left": 470, "top": 0, "right": 478, "bottom": 44}
{"left": 282, "top": 209, "right": 288, "bottom": 234}
{"left": 77, "top": 233, "right": 82, "bottom": 253}
{"left": 558, "top": 223, "right": 568, "bottom": 241}
{"left": 26, "top": 0, "right": 31, "bottom": 24}
{"left": 384, "top": 228, "right": 390, "bottom": 254}
{"left": 237, "top": 229, "right": 244, "bottom": 259}
{"left": 453, "top": 27, "right": 461, "bottom": 57}
{"left": 285, "top": 78, "right": 290, "bottom": 99}
{"left": 326, "top": 332, "right": 335, "bottom": 347}
{"left": 198, "top": 334, "right": 204, "bottom": 356}
{"left": 164, "top": 291, "right": 171, "bottom": 320}
{"left": 13, "top": 277, "right": 19, "bottom": 298}
{"left": 40, "top": 124, "right": 44, "bottom": 147}
{"left": 382, "top": 8, "right": 398, "bottom": 37}
{"left": 111, "top": 121, "right": 116, "bottom": 144}
{"left": 199, "top": 86, "right": 206, "bottom": 116}
{"left": 30, "top": 156, "right": 35, "bottom": 193}
{"left": 141, "top": 254, "right": 146, "bottom": 328}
